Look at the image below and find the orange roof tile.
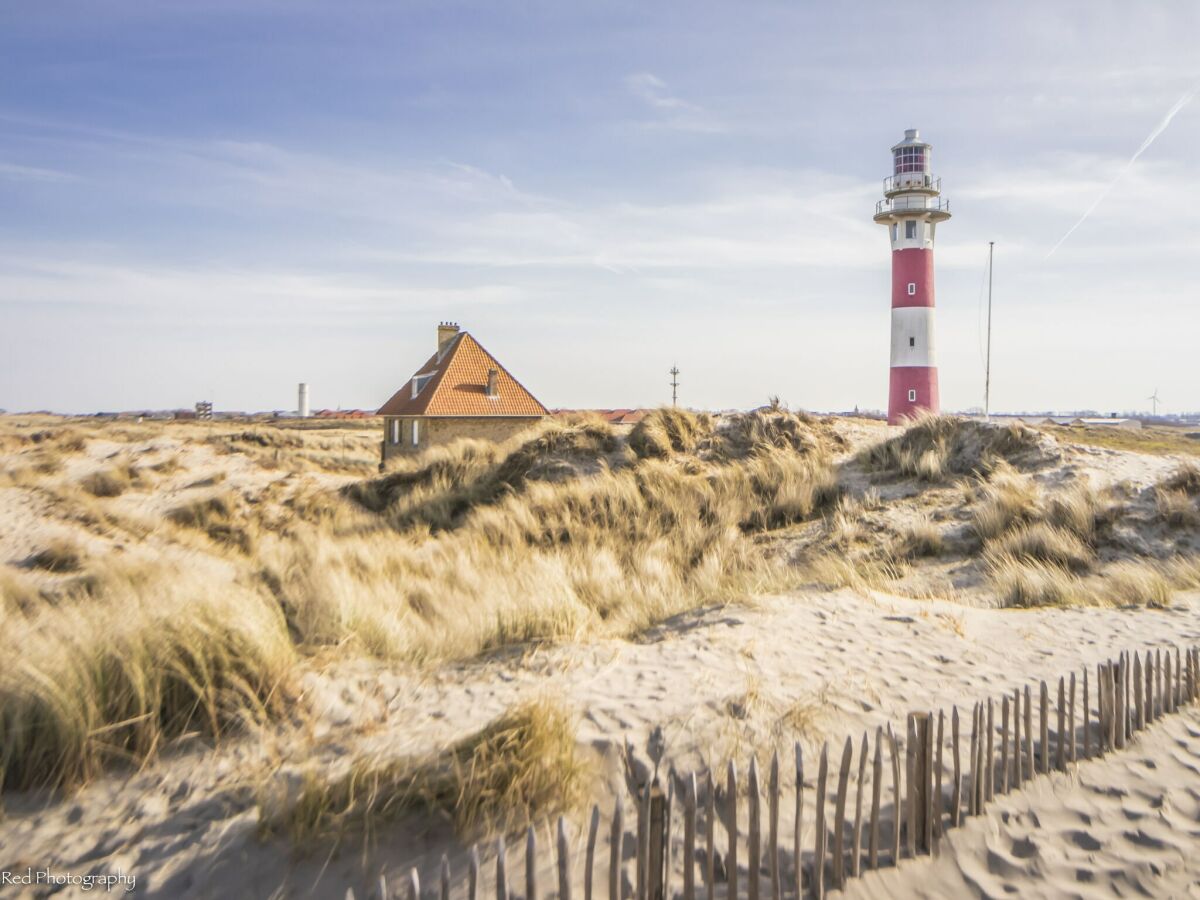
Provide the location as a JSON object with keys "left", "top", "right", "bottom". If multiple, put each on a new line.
{"left": 377, "top": 331, "right": 548, "bottom": 418}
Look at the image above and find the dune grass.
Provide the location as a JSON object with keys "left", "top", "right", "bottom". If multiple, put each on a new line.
{"left": 986, "top": 554, "right": 1084, "bottom": 608}
{"left": 80, "top": 463, "right": 136, "bottom": 498}
{"left": 27, "top": 537, "right": 87, "bottom": 573}
{"left": 860, "top": 413, "right": 1050, "bottom": 482}
{"left": 984, "top": 522, "right": 1095, "bottom": 573}
{"left": 1156, "top": 488, "right": 1200, "bottom": 528}
{"left": 269, "top": 439, "right": 837, "bottom": 662}
{"left": 0, "top": 564, "right": 294, "bottom": 791}
{"left": 894, "top": 516, "right": 945, "bottom": 559}
{"left": 268, "top": 697, "right": 587, "bottom": 843}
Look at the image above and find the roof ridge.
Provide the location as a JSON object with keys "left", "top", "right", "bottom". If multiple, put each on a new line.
{"left": 376, "top": 330, "right": 546, "bottom": 418}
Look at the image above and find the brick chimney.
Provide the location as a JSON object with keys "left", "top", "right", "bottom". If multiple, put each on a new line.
{"left": 486, "top": 368, "right": 499, "bottom": 397}
{"left": 437, "top": 321, "right": 459, "bottom": 356}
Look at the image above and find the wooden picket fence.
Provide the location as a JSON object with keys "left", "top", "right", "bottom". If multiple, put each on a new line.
{"left": 359, "top": 644, "right": 1200, "bottom": 900}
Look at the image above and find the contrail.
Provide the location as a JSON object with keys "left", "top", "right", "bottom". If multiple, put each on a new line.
{"left": 1046, "top": 85, "right": 1198, "bottom": 258}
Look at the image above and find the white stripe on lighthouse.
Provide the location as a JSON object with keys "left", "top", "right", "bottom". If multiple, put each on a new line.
{"left": 890, "top": 306, "right": 936, "bottom": 367}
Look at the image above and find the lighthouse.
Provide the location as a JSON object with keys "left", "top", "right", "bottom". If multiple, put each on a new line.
{"left": 874, "top": 129, "right": 951, "bottom": 425}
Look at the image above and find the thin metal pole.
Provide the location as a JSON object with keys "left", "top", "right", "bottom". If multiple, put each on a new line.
{"left": 984, "top": 241, "right": 994, "bottom": 420}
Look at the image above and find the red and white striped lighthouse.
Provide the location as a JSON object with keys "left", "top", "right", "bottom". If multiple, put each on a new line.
{"left": 874, "top": 128, "right": 951, "bottom": 425}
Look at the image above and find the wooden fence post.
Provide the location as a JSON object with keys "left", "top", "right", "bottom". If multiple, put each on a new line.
{"left": 869, "top": 729, "right": 882, "bottom": 871}
{"left": 985, "top": 699, "right": 995, "bottom": 804}
{"left": 1023, "top": 685, "right": 1033, "bottom": 779}
{"left": 610, "top": 799, "right": 623, "bottom": 900}
{"left": 442, "top": 854, "right": 452, "bottom": 900}
{"left": 727, "top": 763, "right": 738, "bottom": 900}
{"left": 1115, "top": 657, "right": 1126, "bottom": 750}
{"left": 705, "top": 772, "right": 714, "bottom": 900}
{"left": 1083, "top": 667, "right": 1090, "bottom": 759}
{"left": 527, "top": 825, "right": 539, "bottom": 900}
{"left": 665, "top": 779, "right": 673, "bottom": 900}
{"left": 1012, "top": 689, "right": 1022, "bottom": 785}
{"left": 647, "top": 785, "right": 665, "bottom": 900}
{"left": 559, "top": 817, "right": 573, "bottom": 900}
{"left": 1039, "top": 681, "right": 1049, "bottom": 775}
{"left": 1134, "top": 652, "right": 1144, "bottom": 732}
{"left": 411, "top": 868, "right": 421, "bottom": 900}
{"left": 497, "top": 837, "right": 508, "bottom": 900}
{"left": 1057, "top": 677, "right": 1066, "bottom": 771}
{"left": 1152, "top": 653, "right": 1160, "bottom": 718}
{"left": 1168, "top": 647, "right": 1175, "bottom": 714}
{"left": 769, "top": 754, "right": 780, "bottom": 900}
{"left": 967, "top": 704, "right": 978, "bottom": 817}
{"left": 1175, "top": 647, "right": 1183, "bottom": 711}
{"left": 934, "top": 710, "right": 945, "bottom": 843}
{"left": 586, "top": 805, "right": 600, "bottom": 900}
{"left": 833, "top": 738, "right": 852, "bottom": 889}
{"left": 813, "top": 744, "right": 828, "bottom": 900}
{"left": 1000, "top": 695, "right": 1010, "bottom": 794}
{"left": 637, "top": 783, "right": 649, "bottom": 900}
{"left": 915, "top": 713, "right": 932, "bottom": 853}
{"left": 748, "top": 758, "right": 760, "bottom": 900}
{"left": 852, "top": 733, "right": 867, "bottom": 878}
{"left": 888, "top": 725, "right": 901, "bottom": 865}
{"left": 905, "top": 715, "right": 917, "bottom": 856}
{"left": 684, "top": 776, "right": 696, "bottom": 900}
{"left": 793, "top": 745, "right": 803, "bottom": 900}
{"left": 470, "top": 845, "right": 480, "bottom": 900}
{"left": 950, "top": 707, "right": 961, "bottom": 827}
{"left": 1109, "top": 662, "right": 1118, "bottom": 750}
{"left": 1148, "top": 650, "right": 1156, "bottom": 724}
{"left": 1069, "top": 672, "right": 1077, "bottom": 764}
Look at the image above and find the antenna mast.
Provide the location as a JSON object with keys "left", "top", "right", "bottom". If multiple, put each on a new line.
{"left": 984, "top": 241, "right": 994, "bottom": 421}
{"left": 669, "top": 365, "right": 680, "bottom": 406}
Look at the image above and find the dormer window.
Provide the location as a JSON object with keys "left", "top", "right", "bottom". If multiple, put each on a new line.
{"left": 412, "top": 373, "right": 433, "bottom": 398}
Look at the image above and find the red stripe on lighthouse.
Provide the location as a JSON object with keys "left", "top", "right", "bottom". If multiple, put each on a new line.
{"left": 891, "top": 248, "right": 934, "bottom": 308}
{"left": 889, "top": 367, "right": 939, "bottom": 425}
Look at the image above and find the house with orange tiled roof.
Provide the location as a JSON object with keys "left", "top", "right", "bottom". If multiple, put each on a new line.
{"left": 377, "top": 322, "right": 548, "bottom": 463}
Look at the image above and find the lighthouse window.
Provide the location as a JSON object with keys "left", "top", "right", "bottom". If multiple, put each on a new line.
{"left": 894, "top": 146, "right": 926, "bottom": 174}
{"left": 909, "top": 337, "right": 915, "bottom": 347}
{"left": 908, "top": 389, "right": 918, "bottom": 402}
{"left": 907, "top": 282, "right": 917, "bottom": 295}
{"left": 891, "top": 224, "right": 898, "bottom": 242}
{"left": 905, "top": 221, "right": 917, "bottom": 240}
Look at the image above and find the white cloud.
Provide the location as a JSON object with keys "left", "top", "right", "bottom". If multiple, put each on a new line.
{"left": 0, "top": 160, "right": 76, "bottom": 182}
{"left": 623, "top": 72, "right": 726, "bottom": 133}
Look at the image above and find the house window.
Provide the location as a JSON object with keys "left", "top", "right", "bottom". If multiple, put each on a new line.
{"left": 905, "top": 221, "right": 916, "bottom": 240}
{"left": 411, "top": 420, "right": 420, "bottom": 446}
{"left": 909, "top": 337, "right": 915, "bottom": 347}
{"left": 390, "top": 419, "right": 400, "bottom": 444}
{"left": 908, "top": 389, "right": 917, "bottom": 402}
{"left": 907, "top": 282, "right": 917, "bottom": 296}
{"left": 412, "top": 374, "right": 432, "bottom": 399}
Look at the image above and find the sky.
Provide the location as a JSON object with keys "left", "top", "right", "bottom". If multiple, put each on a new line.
{"left": 1, "top": 1, "right": 1197, "bottom": 415}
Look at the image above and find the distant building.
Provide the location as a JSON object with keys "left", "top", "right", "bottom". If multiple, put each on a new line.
{"left": 377, "top": 322, "right": 547, "bottom": 462}
{"left": 552, "top": 409, "right": 651, "bottom": 427}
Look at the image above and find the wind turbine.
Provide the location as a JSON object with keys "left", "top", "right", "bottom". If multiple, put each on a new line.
{"left": 1147, "top": 388, "right": 1161, "bottom": 416}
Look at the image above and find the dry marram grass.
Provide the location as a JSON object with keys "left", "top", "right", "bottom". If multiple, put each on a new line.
{"left": 266, "top": 697, "right": 587, "bottom": 842}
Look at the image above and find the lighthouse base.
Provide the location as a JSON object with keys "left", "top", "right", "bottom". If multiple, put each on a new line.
{"left": 888, "top": 366, "right": 939, "bottom": 425}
